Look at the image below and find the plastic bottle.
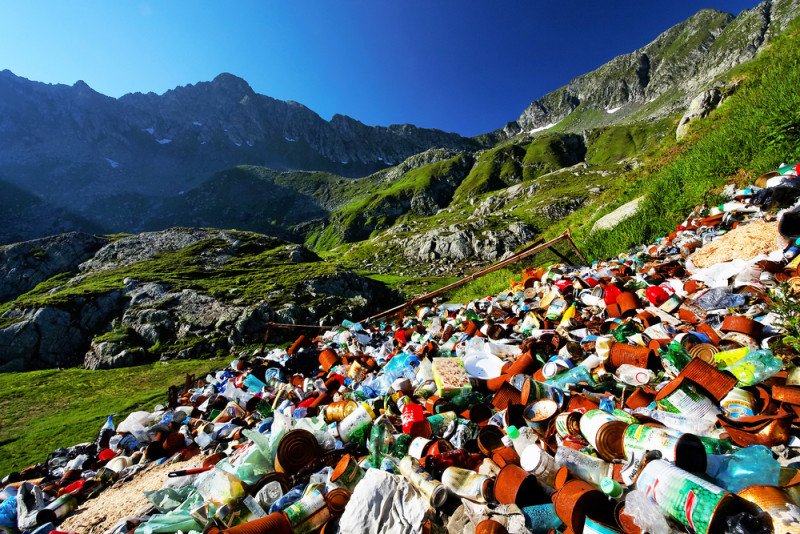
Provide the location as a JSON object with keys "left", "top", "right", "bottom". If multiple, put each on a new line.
{"left": 337, "top": 402, "right": 376, "bottom": 444}
{"left": 659, "top": 341, "right": 693, "bottom": 376}
{"left": 367, "top": 415, "right": 393, "bottom": 467}
{"left": 554, "top": 446, "right": 612, "bottom": 487}
{"left": 545, "top": 365, "right": 594, "bottom": 390}
{"left": 424, "top": 449, "right": 483, "bottom": 477}
{"left": 722, "top": 349, "right": 782, "bottom": 386}
{"left": 398, "top": 456, "right": 448, "bottom": 508}
{"left": 96, "top": 414, "right": 116, "bottom": 449}
{"left": 441, "top": 466, "right": 492, "bottom": 504}
{"left": 243, "top": 374, "right": 267, "bottom": 393}
{"left": 505, "top": 425, "right": 538, "bottom": 456}
{"left": 615, "top": 364, "right": 654, "bottom": 386}
{"left": 600, "top": 477, "right": 623, "bottom": 499}
{"left": 518, "top": 442, "right": 557, "bottom": 488}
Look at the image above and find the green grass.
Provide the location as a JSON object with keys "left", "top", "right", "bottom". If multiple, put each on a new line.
{"left": 310, "top": 155, "right": 471, "bottom": 251}
{"left": 4, "top": 233, "right": 341, "bottom": 314}
{"left": 452, "top": 145, "right": 525, "bottom": 202}
{"left": 580, "top": 18, "right": 800, "bottom": 259}
{"left": 0, "top": 357, "right": 227, "bottom": 476}
{"left": 363, "top": 272, "right": 459, "bottom": 299}
{"left": 585, "top": 119, "right": 672, "bottom": 165}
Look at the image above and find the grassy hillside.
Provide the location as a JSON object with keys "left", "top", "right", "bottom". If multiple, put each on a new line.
{"left": 581, "top": 17, "right": 800, "bottom": 259}
{"left": 438, "top": 18, "right": 800, "bottom": 302}
{"left": 309, "top": 155, "right": 472, "bottom": 250}
{"left": 0, "top": 358, "right": 227, "bottom": 476}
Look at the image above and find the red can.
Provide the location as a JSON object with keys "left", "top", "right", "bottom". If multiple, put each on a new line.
{"left": 402, "top": 403, "right": 426, "bottom": 434}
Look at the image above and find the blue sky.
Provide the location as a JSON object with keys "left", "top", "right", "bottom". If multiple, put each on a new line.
{"left": 0, "top": 1, "right": 758, "bottom": 136}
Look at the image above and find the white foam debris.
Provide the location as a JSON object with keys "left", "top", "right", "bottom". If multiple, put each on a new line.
{"left": 156, "top": 138, "right": 172, "bottom": 144}
{"left": 104, "top": 158, "right": 120, "bottom": 169}
{"left": 192, "top": 121, "right": 203, "bottom": 126}
{"left": 606, "top": 106, "right": 622, "bottom": 114}
{"left": 142, "top": 127, "right": 155, "bottom": 135}
{"left": 284, "top": 136, "right": 298, "bottom": 142}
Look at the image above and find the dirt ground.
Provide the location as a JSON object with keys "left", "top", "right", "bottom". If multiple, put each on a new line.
{"left": 60, "top": 455, "right": 205, "bottom": 534}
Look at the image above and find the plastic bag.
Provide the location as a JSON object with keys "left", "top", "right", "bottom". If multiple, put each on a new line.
{"left": 144, "top": 486, "right": 199, "bottom": 514}
{"left": 693, "top": 287, "right": 746, "bottom": 311}
{"left": 625, "top": 489, "right": 676, "bottom": 534}
{"left": 710, "top": 445, "right": 780, "bottom": 493}
{"left": 0, "top": 495, "right": 17, "bottom": 528}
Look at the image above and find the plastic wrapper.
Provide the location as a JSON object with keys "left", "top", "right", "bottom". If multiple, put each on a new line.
{"left": 693, "top": 287, "right": 746, "bottom": 310}
{"left": 144, "top": 486, "right": 201, "bottom": 514}
{"left": 0, "top": 495, "right": 17, "bottom": 529}
{"left": 133, "top": 510, "right": 202, "bottom": 534}
{"left": 708, "top": 445, "right": 780, "bottom": 492}
{"left": 431, "top": 357, "right": 472, "bottom": 398}
{"left": 194, "top": 467, "right": 245, "bottom": 506}
{"left": 625, "top": 489, "right": 677, "bottom": 534}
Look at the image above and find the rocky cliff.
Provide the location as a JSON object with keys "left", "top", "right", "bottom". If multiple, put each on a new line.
{"left": 501, "top": 0, "right": 800, "bottom": 136}
{"left": 0, "top": 229, "right": 399, "bottom": 371}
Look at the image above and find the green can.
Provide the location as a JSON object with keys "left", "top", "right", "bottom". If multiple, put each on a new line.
{"left": 427, "top": 411, "right": 458, "bottom": 438}
{"left": 636, "top": 459, "right": 731, "bottom": 534}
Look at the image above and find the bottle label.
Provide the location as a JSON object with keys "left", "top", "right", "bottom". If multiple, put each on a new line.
{"left": 636, "top": 460, "right": 726, "bottom": 534}
{"left": 338, "top": 405, "right": 373, "bottom": 442}
{"left": 284, "top": 489, "right": 328, "bottom": 527}
{"left": 623, "top": 424, "right": 680, "bottom": 462}
{"left": 658, "top": 384, "right": 720, "bottom": 421}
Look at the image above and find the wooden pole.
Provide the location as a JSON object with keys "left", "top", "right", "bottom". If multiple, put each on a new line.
{"left": 360, "top": 231, "right": 574, "bottom": 323}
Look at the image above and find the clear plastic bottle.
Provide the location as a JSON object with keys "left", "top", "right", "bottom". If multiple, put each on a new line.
{"left": 615, "top": 364, "right": 654, "bottom": 386}
{"left": 554, "top": 446, "right": 612, "bottom": 487}
{"left": 546, "top": 365, "right": 594, "bottom": 390}
{"left": 506, "top": 425, "right": 538, "bottom": 456}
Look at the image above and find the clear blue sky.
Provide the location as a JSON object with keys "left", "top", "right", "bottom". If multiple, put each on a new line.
{"left": 0, "top": 0, "right": 758, "bottom": 136}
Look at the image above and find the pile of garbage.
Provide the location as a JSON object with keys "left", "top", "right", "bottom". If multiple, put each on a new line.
{"left": 4, "top": 163, "right": 800, "bottom": 534}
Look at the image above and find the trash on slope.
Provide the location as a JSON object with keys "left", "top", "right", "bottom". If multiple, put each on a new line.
{"left": 4, "top": 163, "right": 800, "bottom": 533}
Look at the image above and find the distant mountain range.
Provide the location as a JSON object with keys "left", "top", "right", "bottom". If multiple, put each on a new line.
{"left": 0, "top": 0, "right": 798, "bottom": 245}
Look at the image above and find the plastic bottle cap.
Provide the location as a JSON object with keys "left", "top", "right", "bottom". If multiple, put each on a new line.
{"left": 506, "top": 426, "right": 519, "bottom": 439}
{"left": 600, "top": 477, "right": 622, "bottom": 498}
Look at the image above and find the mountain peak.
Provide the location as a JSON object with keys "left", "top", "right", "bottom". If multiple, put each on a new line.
{"left": 210, "top": 72, "right": 253, "bottom": 93}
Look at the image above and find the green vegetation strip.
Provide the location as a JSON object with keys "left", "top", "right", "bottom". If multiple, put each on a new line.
{"left": 0, "top": 358, "right": 228, "bottom": 476}
{"left": 581, "top": 19, "right": 800, "bottom": 259}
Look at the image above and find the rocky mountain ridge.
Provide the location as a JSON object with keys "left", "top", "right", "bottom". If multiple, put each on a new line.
{"left": 500, "top": 0, "right": 800, "bottom": 137}
{"left": 0, "top": 69, "right": 477, "bottom": 242}
{"left": 1, "top": 0, "right": 797, "bottom": 246}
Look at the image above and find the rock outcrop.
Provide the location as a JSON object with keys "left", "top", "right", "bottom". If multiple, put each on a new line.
{"left": 0, "top": 232, "right": 108, "bottom": 302}
{"left": 402, "top": 220, "right": 536, "bottom": 264}
{"left": 676, "top": 87, "right": 724, "bottom": 140}
{"left": 0, "top": 228, "right": 399, "bottom": 371}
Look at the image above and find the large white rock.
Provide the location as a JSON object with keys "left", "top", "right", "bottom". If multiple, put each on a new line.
{"left": 592, "top": 197, "right": 645, "bottom": 232}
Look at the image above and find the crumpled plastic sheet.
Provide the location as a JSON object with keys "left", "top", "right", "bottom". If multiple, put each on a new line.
{"left": 708, "top": 445, "right": 780, "bottom": 493}
{"left": 338, "top": 468, "right": 428, "bottom": 534}
{"left": 687, "top": 258, "right": 755, "bottom": 288}
{"left": 693, "top": 287, "right": 746, "bottom": 311}
{"left": 144, "top": 486, "right": 198, "bottom": 514}
{"left": 16, "top": 482, "right": 47, "bottom": 531}
{"left": 0, "top": 495, "right": 17, "bottom": 528}
{"left": 625, "top": 489, "right": 677, "bottom": 534}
